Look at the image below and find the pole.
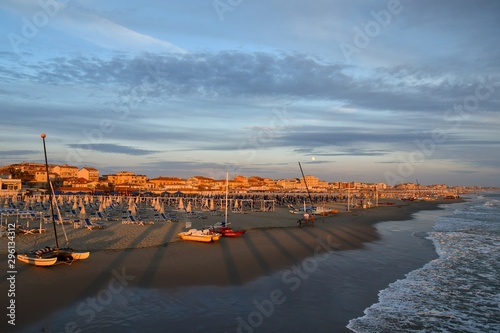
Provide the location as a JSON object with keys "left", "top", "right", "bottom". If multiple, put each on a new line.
{"left": 298, "top": 162, "right": 313, "bottom": 208}
{"left": 347, "top": 188, "right": 350, "bottom": 212}
{"left": 225, "top": 172, "right": 228, "bottom": 225}
{"left": 41, "top": 133, "right": 59, "bottom": 250}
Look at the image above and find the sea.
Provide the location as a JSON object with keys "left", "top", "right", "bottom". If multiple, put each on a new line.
{"left": 16, "top": 193, "right": 499, "bottom": 333}
{"left": 348, "top": 192, "right": 500, "bottom": 333}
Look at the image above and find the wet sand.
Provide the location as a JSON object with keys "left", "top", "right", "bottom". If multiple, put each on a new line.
{"left": 0, "top": 199, "right": 458, "bottom": 332}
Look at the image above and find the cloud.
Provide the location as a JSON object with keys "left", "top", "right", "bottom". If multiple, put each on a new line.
{"left": 67, "top": 143, "right": 159, "bottom": 156}
{"left": 57, "top": 10, "right": 186, "bottom": 53}
{"left": 0, "top": 149, "right": 38, "bottom": 156}
{"left": 4, "top": 51, "right": 496, "bottom": 118}
{"left": 0, "top": 0, "right": 185, "bottom": 54}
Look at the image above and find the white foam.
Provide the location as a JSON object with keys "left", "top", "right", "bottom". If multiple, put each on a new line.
{"left": 348, "top": 195, "right": 500, "bottom": 333}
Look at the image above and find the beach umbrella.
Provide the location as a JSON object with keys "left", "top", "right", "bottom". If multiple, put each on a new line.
{"left": 79, "top": 204, "right": 87, "bottom": 217}
{"left": 234, "top": 199, "right": 239, "bottom": 209}
{"left": 186, "top": 201, "right": 192, "bottom": 213}
{"left": 178, "top": 198, "right": 184, "bottom": 210}
{"left": 159, "top": 202, "right": 165, "bottom": 214}
{"left": 210, "top": 199, "right": 215, "bottom": 211}
{"left": 128, "top": 201, "right": 137, "bottom": 216}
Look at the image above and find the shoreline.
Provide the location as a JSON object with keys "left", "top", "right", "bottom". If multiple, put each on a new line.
{"left": 1, "top": 199, "right": 461, "bottom": 332}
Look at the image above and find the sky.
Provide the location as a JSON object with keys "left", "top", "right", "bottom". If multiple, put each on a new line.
{"left": 1, "top": 0, "right": 499, "bottom": 186}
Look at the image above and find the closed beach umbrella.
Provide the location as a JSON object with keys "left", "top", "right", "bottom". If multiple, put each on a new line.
{"left": 128, "top": 201, "right": 137, "bottom": 216}
{"left": 79, "top": 204, "right": 86, "bottom": 217}
{"left": 186, "top": 201, "right": 192, "bottom": 213}
{"left": 210, "top": 199, "right": 215, "bottom": 211}
{"left": 178, "top": 198, "right": 184, "bottom": 210}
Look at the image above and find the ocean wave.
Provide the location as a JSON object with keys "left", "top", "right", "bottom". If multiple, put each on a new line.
{"left": 348, "top": 194, "right": 500, "bottom": 333}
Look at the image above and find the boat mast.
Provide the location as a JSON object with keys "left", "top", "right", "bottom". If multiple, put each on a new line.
{"left": 225, "top": 172, "right": 228, "bottom": 225}
{"left": 41, "top": 133, "right": 59, "bottom": 250}
{"left": 298, "top": 162, "right": 313, "bottom": 209}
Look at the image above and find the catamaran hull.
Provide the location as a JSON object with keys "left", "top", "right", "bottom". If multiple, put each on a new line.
{"left": 17, "top": 254, "right": 57, "bottom": 267}
{"left": 72, "top": 251, "right": 90, "bottom": 260}
{"left": 17, "top": 248, "right": 90, "bottom": 266}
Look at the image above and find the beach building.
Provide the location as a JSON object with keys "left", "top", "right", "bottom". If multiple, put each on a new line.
{"left": 78, "top": 167, "right": 99, "bottom": 182}
{"left": 52, "top": 164, "right": 79, "bottom": 179}
{"left": 10, "top": 162, "right": 46, "bottom": 174}
{"left": 187, "top": 176, "right": 214, "bottom": 187}
{"left": 276, "top": 178, "right": 300, "bottom": 191}
{"left": 149, "top": 176, "right": 186, "bottom": 188}
{"left": 0, "top": 174, "right": 22, "bottom": 196}
{"left": 149, "top": 176, "right": 187, "bottom": 193}
{"left": 62, "top": 177, "right": 90, "bottom": 188}
{"left": 33, "top": 170, "right": 58, "bottom": 183}
{"left": 106, "top": 171, "right": 147, "bottom": 186}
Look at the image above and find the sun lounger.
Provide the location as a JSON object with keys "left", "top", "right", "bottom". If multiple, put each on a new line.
{"left": 96, "top": 211, "right": 107, "bottom": 220}
{"left": 84, "top": 218, "right": 105, "bottom": 230}
{"left": 196, "top": 212, "right": 208, "bottom": 219}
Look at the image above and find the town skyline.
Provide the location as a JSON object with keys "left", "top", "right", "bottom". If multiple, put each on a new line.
{"left": 1, "top": 161, "right": 493, "bottom": 192}
{"left": 1, "top": 1, "right": 499, "bottom": 187}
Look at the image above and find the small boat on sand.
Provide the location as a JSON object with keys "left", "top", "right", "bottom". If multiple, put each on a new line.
{"left": 212, "top": 222, "right": 246, "bottom": 237}
{"left": 218, "top": 227, "right": 246, "bottom": 237}
{"left": 16, "top": 246, "right": 90, "bottom": 267}
{"left": 178, "top": 229, "right": 222, "bottom": 243}
{"left": 17, "top": 134, "right": 90, "bottom": 267}
{"left": 213, "top": 173, "right": 246, "bottom": 237}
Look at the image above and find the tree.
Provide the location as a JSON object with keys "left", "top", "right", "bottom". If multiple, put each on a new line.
{"left": 6, "top": 166, "right": 32, "bottom": 182}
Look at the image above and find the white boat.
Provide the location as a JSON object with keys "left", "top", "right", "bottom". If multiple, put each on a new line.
{"left": 17, "top": 254, "right": 58, "bottom": 267}
{"left": 17, "top": 134, "right": 90, "bottom": 267}
{"left": 178, "top": 229, "right": 221, "bottom": 242}
{"left": 72, "top": 251, "right": 91, "bottom": 260}
{"left": 17, "top": 246, "right": 90, "bottom": 267}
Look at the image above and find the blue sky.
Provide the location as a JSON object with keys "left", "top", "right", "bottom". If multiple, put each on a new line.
{"left": 1, "top": 0, "right": 499, "bottom": 186}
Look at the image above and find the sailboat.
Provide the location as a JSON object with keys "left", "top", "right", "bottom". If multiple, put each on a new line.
{"left": 296, "top": 162, "right": 315, "bottom": 227}
{"left": 17, "top": 134, "right": 90, "bottom": 267}
{"left": 213, "top": 173, "right": 246, "bottom": 237}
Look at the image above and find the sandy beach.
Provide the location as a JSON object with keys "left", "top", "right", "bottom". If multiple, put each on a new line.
{"left": 0, "top": 199, "right": 459, "bottom": 332}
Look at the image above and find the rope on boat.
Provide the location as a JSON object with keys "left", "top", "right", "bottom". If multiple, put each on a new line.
{"left": 49, "top": 181, "right": 70, "bottom": 247}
